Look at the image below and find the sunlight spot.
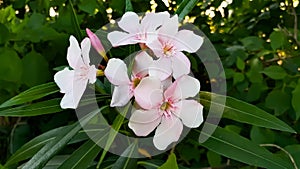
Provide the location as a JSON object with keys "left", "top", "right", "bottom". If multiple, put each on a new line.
{"left": 49, "top": 7, "right": 59, "bottom": 17}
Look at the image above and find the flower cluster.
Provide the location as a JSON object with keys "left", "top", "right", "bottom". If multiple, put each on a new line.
{"left": 54, "top": 11, "right": 204, "bottom": 150}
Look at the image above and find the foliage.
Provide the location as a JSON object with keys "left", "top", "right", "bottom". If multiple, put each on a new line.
{"left": 0, "top": 0, "right": 299, "bottom": 168}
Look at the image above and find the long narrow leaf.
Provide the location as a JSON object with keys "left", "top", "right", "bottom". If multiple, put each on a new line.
{"left": 176, "top": 0, "right": 199, "bottom": 21}
{"left": 0, "top": 82, "right": 59, "bottom": 108}
{"left": 21, "top": 107, "right": 106, "bottom": 169}
{"left": 97, "top": 104, "right": 131, "bottom": 169}
{"left": 199, "top": 91, "right": 295, "bottom": 133}
{"left": 111, "top": 142, "right": 138, "bottom": 169}
{"left": 58, "top": 131, "right": 108, "bottom": 169}
{"left": 198, "top": 124, "right": 294, "bottom": 169}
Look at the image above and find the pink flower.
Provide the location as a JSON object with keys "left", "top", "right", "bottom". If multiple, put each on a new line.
{"left": 104, "top": 51, "right": 153, "bottom": 107}
{"left": 128, "top": 75, "right": 203, "bottom": 150}
{"left": 107, "top": 11, "right": 170, "bottom": 47}
{"left": 86, "top": 28, "right": 108, "bottom": 61}
{"left": 54, "top": 36, "right": 97, "bottom": 109}
{"left": 147, "top": 15, "right": 204, "bottom": 80}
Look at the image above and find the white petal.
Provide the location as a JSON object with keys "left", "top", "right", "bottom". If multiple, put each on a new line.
{"left": 129, "top": 109, "right": 161, "bottom": 136}
{"left": 67, "top": 36, "right": 83, "bottom": 69}
{"left": 173, "top": 30, "right": 203, "bottom": 53}
{"left": 54, "top": 68, "right": 74, "bottom": 94}
{"left": 172, "top": 52, "right": 190, "bottom": 79}
{"left": 107, "top": 31, "right": 137, "bottom": 47}
{"left": 71, "top": 73, "right": 88, "bottom": 108}
{"left": 104, "top": 58, "right": 130, "bottom": 85}
{"left": 87, "top": 65, "right": 97, "bottom": 84}
{"left": 146, "top": 39, "right": 164, "bottom": 57}
{"left": 81, "top": 37, "right": 91, "bottom": 65}
{"left": 134, "top": 77, "right": 163, "bottom": 110}
{"left": 164, "top": 75, "right": 200, "bottom": 101}
{"left": 158, "top": 15, "right": 179, "bottom": 40}
{"left": 111, "top": 85, "right": 133, "bottom": 107}
{"left": 141, "top": 12, "right": 170, "bottom": 32}
{"left": 153, "top": 114, "right": 183, "bottom": 150}
{"left": 149, "top": 57, "right": 172, "bottom": 81}
{"left": 174, "top": 100, "right": 203, "bottom": 128}
{"left": 132, "top": 51, "right": 153, "bottom": 77}
{"left": 118, "top": 11, "right": 140, "bottom": 33}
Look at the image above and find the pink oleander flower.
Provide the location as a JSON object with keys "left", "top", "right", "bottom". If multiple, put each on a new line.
{"left": 104, "top": 51, "right": 153, "bottom": 107}
{"left": 128, "top": 75, "right": 203, "bottom": 150}
{"left": 147, "top": 15, "right": 204, "bottom": 80}
{"left": 107, "top": 11, "right": 170, "bottom": 48}
{"left": 54, "top": 36, "right": 97, "bottom": 109}
{"left": 86, "top": 28, "right": 108, "bottom": 61}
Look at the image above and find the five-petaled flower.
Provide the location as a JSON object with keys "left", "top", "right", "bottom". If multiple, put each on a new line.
{"left": 129, "top": 75, "right": 203, "bottom": 150}
{"left": 104, "top": 51, "right": 153, "bottom": 107}
{"left": 54, "top": 36, "right": 97, "bottom": 109}
{"left": 107, "top": 11, "right": 170, "bottom": 48}
{"left": 147, "top": 15, "right": 204, "bottom": 80}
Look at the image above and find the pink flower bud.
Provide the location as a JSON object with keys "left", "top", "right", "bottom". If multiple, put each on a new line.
{"left": 86, "top": 28, "right": 108, "bottom": 61}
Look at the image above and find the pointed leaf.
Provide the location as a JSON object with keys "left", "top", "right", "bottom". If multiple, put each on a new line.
{"left": 112, "top": 142, "right": 138, "bottom": 169}
{"left": 198, "top": 124, "right": 294, "bottom": 169}
{"left": 158, "top": 153, "right": 178, "bottom": 169}
{"left": 0, "top": 82, "right": 59, "bottom": 108}
{"left": 199, "top": 92, "right": 295, "bottom": 133}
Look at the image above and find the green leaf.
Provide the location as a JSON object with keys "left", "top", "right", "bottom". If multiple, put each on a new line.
{"left": 78, "top": 0, "right": 98, "bottom": 15}
{"left": 241, "top": 36, "right": 264, "bottom": 51}
{"left": 198, "top": 124, "right": 294, "bottom": 169}
{"left": 5, "top": 126, "right": 68, "bottom": 167}
{"left": 22, "top": 51, "right": 51, "bottom": 87}
{"left": 69, "top": 0, "right": 82, "bottom": 40}
{"left": 207, "top": 151, "right": 221, "bottom": 167}
{"left": 270, "top": 31, "right": 287, "bottom": 50}
{"left": 97, "top": 104, "right": 131, "bottom": 168}
{"left": 175, "top": 0, "right": 199, "bottom": 21}
{"left": 158, "top": 153, "right": 178, "bottom": 169}
{"left": 265, "top": 90, "right": 291, "bottom": 116}
{"left": 292, "top": 80, "right": 300, "bottom": 120}
{"left": 21, "top": 108, "right": 106, "bottom": 169}
{"left": 0, "top": 23, "right": 9, "bottom": 44}
{"left": 261, "top": 65, "right": 287, "bottom": 80}
{"left": 233, "top": 72, "right": 244, "bottom": 84}
{"left": 111, "top": 142, "right": 138, "bottom": 169}
{"left": 0, "top": 48, "right": 22, "bottom": 82}
{"left": 0, "top": 99, "right": 62, "bottom": 117}
{"left": 0, "top": 82, "right": 59, "bottom": 108}
{"left": 199, "top": 92, "right": 296, "bottom": 133}
{"left": 250, "top": 126, "right": 275, "bottom": 144}
{"left": 284, "top": 144, "right": 300, "bottom": 168}
{"left": 125, "top": 0, "right": 133, "bottom": 12}
{"left": 58, "top": 132, "right": 106, "bottom": 169}
{"left": 236, "top": 57, "right": 245, "bottom": 71}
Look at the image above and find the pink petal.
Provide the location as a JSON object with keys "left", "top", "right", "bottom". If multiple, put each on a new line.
{"left": 146, "top": 39, "right": 164, "bottom": 57}
{"left": 104, "top": 58, "right": 130, "bottom": 85}
{"left": 128, "top": 109, "right": 161, "bottom": 136}
{"left": 80, "top": 37, "right": 91, "bottom": 65}
{"left": 87, "top": 65, "right": 97, "bottom": 84}
{"left": 173, "top": 30, "right": 204, "bottom": 53}
{"left": 173, "top": 100, "right": 203, "bottom": 128}
{"left": 158, "top": 15, "right": 179, "bottom": 39}
{"left": 67, "top": 74, "right": 88, "bottom": 108}
{"left": 164, "top": 75, "right": 200, "bottom": 101}
{"left": 86, "top": 28, "right": 105, "bottom": 56}
{"left": 141, "top": 12, "right": 170, "bottom": 32}
{"left": 149, "top": 57, "right": 172, "bottom": 81}
{"left": 134, "top": 77, "right": 163, "bottom": 110}
{"left": 67, "top": 36, "right": 83, "bottom": 69}
{"left": 118, "top": 12, "right": 140, "bottom": 33}
{"left": 171, "top": 52, "right": 190, "bottom": 79}
{"left": 107, "top": 31, "right": 137, "bottom": 47}
{"left": 153, "top": 114, "right": 183, "bottom": 150}
{"left": 111, "top": 85, "right": 133, "bottom": 107}
{"left": 132, "top": 51, "right": 153, "bottom": 77}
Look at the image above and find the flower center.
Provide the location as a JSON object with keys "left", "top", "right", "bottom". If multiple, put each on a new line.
{"left": 163, "top": 43, "right": 174, "bottom": 57}
{"left": 160, "top": 101, "right": 171, "bottom": 111}
{"left": 132, "top": 78, "right": 141, "bottom": 88}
